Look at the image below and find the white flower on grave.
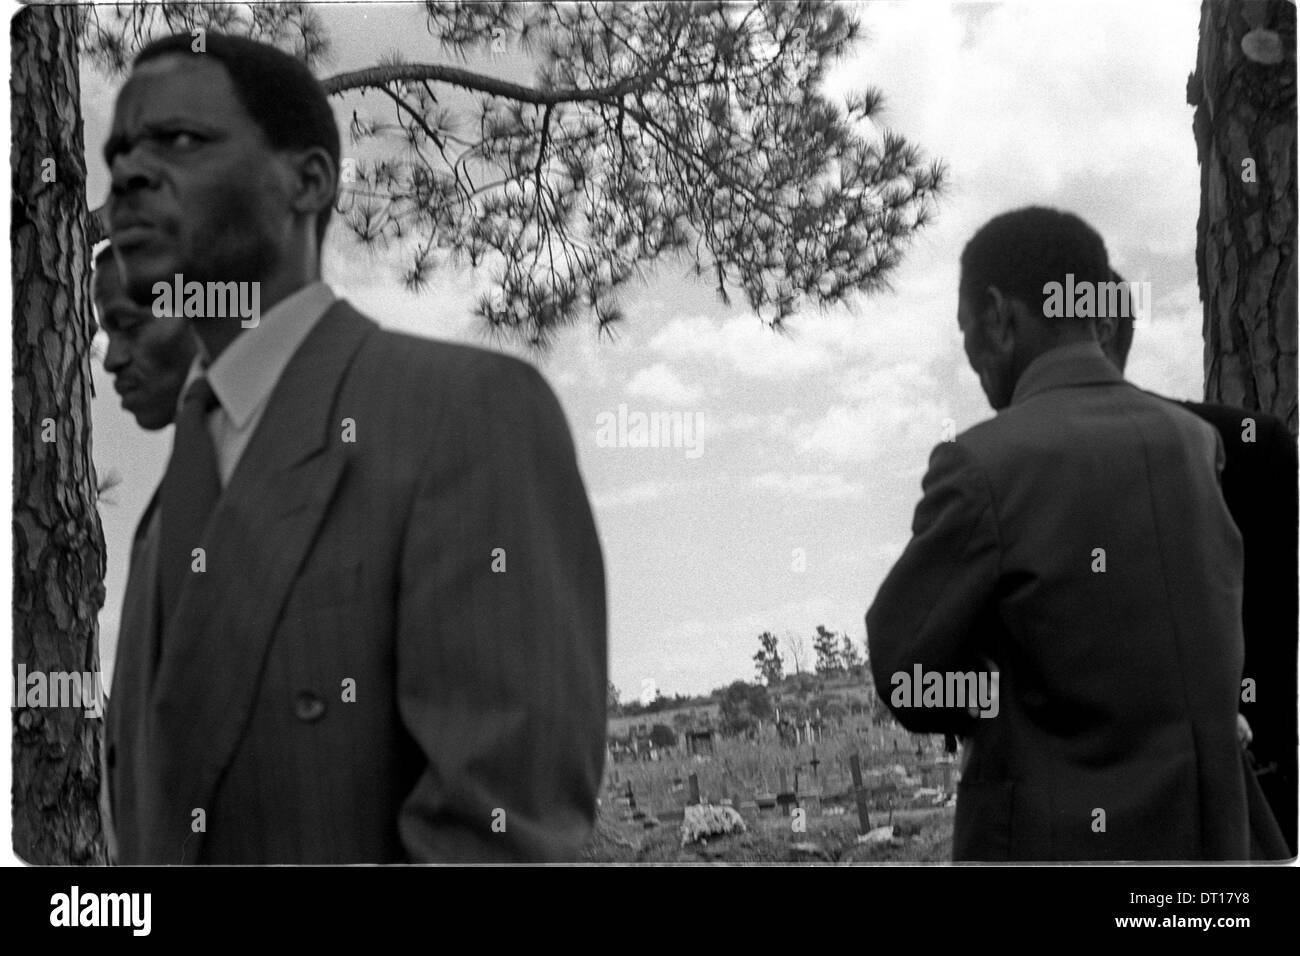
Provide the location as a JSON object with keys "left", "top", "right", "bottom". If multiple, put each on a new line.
{"left": 680, "top": 804, "right": 747, "bottom": 846}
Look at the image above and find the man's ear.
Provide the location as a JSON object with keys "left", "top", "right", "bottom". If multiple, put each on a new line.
{"left": 983, "top": 286, "right": 1016, "bottom": 352}
{"left": 286, "top": 146, "right": 337, "bottom": 224}
{"left": 1095, "top": 312, "right": 1118, "bottom": 352}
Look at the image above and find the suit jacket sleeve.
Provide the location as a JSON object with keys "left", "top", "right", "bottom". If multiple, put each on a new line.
{"left": 395, "top": 358, "right": 607, "bottom": 862}
{"left": 1244, "top": 415, "right": 1299, "bottom": 762}
{"left": 866, "top": 440, "right": 1001, "bottom": 734}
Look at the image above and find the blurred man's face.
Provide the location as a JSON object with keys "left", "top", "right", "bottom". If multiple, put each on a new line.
{"left": 957, "top": 286, "right": 1017, "bottom": 411}
{"left": 95, "top": 257, "right": 196, "bottom": 430}
{"left": 104, "top": 54, "right": 290, "bottom": 304}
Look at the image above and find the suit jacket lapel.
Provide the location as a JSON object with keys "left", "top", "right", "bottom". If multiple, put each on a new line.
{"left": 141, "top": 302, "right": 377, "bottom": 862}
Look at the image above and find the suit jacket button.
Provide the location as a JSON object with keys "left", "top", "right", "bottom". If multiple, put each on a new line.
{"left": 294, "top": 691, "right": 327, "bottom": 723}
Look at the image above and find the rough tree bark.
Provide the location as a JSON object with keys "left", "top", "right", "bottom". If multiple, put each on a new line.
{"left": 1188, "top": 0, "right": 1297, "bottom": 433}
{"left": 11, "top": 4, "right": 108, "bottom": 864}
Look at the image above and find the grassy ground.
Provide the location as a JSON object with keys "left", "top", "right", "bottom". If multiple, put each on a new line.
{"left": 582, "top": 801, "right": 954, "bottom": 863}
{"left": 583, "top": 717, "right": 958, "bottom": 863}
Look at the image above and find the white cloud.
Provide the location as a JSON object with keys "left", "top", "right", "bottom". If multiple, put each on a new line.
{"left": 1124, "top": 279, "right": 1206, "bottom": 402}
{"left": 722, "top": 408, "right": 802, "bottom": 439}
{"left": 648, "top": 313, "right": 836, "bottom": 380}
{"left": 796, "top": 362, "right": 955, "bottom": 464}
{"left": 828, "top": 0, "right": 1202, "bottom": 261}
{"left": 752, "top": 471, "right": 866, "bottom": 500}
{"left": 647, "top": 297, "right": 955, "bottom": 383}
{"left": 626, "top": 362, "right": 704, "bottom": 404}
{"left": 590, "top": 480, "right": 679, "bottom": 511}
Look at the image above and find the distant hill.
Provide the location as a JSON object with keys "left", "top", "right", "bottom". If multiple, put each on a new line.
{"left": 608, "top": 702, "right": 721, "bottom": 738}
{"left": 608, "top": 668, "right": 880, "bottom": 735}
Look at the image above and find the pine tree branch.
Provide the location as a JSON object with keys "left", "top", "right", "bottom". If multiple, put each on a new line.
{"left": 322, "top": 61, "right": 651, "bottom": 103}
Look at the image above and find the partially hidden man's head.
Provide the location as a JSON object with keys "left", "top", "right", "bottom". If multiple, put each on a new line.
{"left": 104, "top": 33, "right": 340, "bottom": 305}
{"left": 94, "top": 243, "right": 197, "bottom": 431}
{"left": 957, "top": 206, "right": 1110, "bottom": 410}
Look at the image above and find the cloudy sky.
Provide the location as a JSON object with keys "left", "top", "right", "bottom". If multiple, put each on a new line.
{"left": 83, "top": 0, "right": 1208, "bottom": 698}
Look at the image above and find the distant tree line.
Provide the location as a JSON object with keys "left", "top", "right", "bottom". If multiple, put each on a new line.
{"left": 754, "top": 625, "right": 865, "bottom": 684}
{"left": 604, "top": 624, "right": 869, "bottom": 734}
{"left": 606, "top": 681, "right": 711, "bottom": 718}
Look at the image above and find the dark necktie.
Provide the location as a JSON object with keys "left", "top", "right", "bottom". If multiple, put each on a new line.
{"left": 159, "top": 376, "right": 222, "bottom": 626}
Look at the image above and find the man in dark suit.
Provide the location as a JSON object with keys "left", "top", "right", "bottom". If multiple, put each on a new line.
{"left": 867, "top": 207, "right": 1253, "bottom": 860}
{"left": 103, "top": 33, "right": 606, "bottom": 863}
{"left": 93, "top": 242, "right": 198, "bottom": 860}
{"left": 1097, "top": 274, "right": 1297, "bottom": 857}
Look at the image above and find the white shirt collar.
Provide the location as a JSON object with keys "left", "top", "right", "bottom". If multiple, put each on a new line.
{"left": 183, "top": 281, "right": 337, "bottom": 428}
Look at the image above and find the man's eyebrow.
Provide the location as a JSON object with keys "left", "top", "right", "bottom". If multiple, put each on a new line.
{"left": 103, "top": 119, "right": 224, "bottom": 162}
{"left": 98, "top": 303, "right": 152, "bottom": 327}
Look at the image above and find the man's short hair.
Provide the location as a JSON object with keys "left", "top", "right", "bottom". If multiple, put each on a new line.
{"left": 133, "top": 33, "right": 340, "bottom": 247}
{"left": 959, "top": 206, "right": 1110, "bottom": 318}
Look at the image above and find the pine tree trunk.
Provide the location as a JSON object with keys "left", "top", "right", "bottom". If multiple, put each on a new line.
{"left": 11, "top": 4, "right": 108, "bottom": 864}
{"left": 1189, "top": 0, "right": 1297, "bottom": 433}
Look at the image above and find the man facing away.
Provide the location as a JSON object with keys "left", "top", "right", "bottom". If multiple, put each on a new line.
{"left": 1097, "top": 272, "right": 1297, "bottom": 858}
{"left": 103, "top": 33, "right": 607, "bottom": 863}
{"left": 867, "top": 207, "right": 1253, "bottom": 861}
